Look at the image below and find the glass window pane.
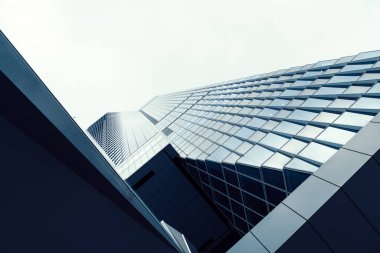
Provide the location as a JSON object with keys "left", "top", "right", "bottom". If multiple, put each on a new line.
{"left": 344, "top": 85, "right": 371, "bottom": 94}
{"left": 280, "top": 89, "right": 301, "bottom": 96}
{"left": 236, "top": 142, "right": 254, "bottom": 155}
{"left": 317, "top": 127, "right": 356, "bottom": 145}
{"left": 299, "top": 142, "right": 337, "bottom": 163}
{"left": 259, "top": 133, "right": 289, "bottom": 149}
{"left": 234, "top": 127, "right": 255, "bottom": 139}
{"left": 274, "top": 121, "right": 304, "bottom": 135}
{"left": 368, "top": 83, "right": 380, "bottom": 93}
{"left": 297, "top": 125, "right": 324, "bottom": 139}
{"left": 248, "top": 131, "right": 267, "bottom": 142}
{"left": 223, "top": 136, "right": 243, "bottom": 150}
{"left": 313, "top": 111, "right": 340, "bottom": 123}
{"left": 263, "top": 153, "right": 291, "bottom": 170}
{"left": 281, "top": 138, "right": 308, "bottom": 154}
{"left": 224, "top": 152, "right": 241, "bottom": 165}
{"left": 327, "top": 75, "right": 360, "bottom": 84}
{"left": 301, "top": 98, "right": 332, "bottom": 107}
{"left": 328, "top": 98, "right": 355, "bottom": 108}
{"left": 275, "top": 109, "right": 292, "bottom": 118}
{"left": 207, "top": 146, "right": 231, "bottom": 162}
{"left": 314, "top": 87, "right": 346, "bottom": 95}
{"left": 340, "top": 63, "right": 374, "bottom": 73}
{"left": 353, "top": 50, "right": 380, "bottom": 61}
{"left": 284, "top": 158, "right": 318, "bottom": 173}
{"left": 351, "top": 97, "right": 380, "bottom": 110}
{"left": 237, "top": 145, "right": 274, "bottom": 167}
{"left": 334, "top": 112, "right": 373, "bottom": 126}
{"left": 287, "top": 109, "right": 318, "bottom": 121}
{"left": 270, "top": 99, "right": 290, "bottom": 106}
{"left": 262, "top": 120, "right": 280, "bottom": 130}
{"left": 358, "top": 73, "right": 380, "bottom": 81}
{"left": 258, "top": 108, "right": 279, "bottom": 117}
{"left": 246, "top": 117, "right": 267, "bottom": 128}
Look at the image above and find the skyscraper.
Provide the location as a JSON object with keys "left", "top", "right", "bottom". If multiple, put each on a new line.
{"left": 89, "top": 50, "right": 380, "bottom": 252}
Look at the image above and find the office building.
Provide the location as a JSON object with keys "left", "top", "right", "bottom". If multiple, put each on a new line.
{"left": 90, "top": 50, "right": 380, "bottom": 252}
{"left": 2, "top": 27, "right": 380, "bottom": 252}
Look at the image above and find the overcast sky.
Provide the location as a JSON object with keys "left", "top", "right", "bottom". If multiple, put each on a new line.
{"left": 1, "top": 0, "right": 380, "bottom": 128}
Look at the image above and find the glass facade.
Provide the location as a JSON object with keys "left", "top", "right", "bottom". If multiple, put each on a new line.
{"left": 89, "top": 50, "right": 380, "bottom": 240}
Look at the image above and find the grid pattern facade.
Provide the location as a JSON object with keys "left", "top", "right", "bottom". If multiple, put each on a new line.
{"left": 88, "top": 111, "right": 159, "bottom": 166}
{"left": 139, "top": 50, "right": 380, "bottom": 235}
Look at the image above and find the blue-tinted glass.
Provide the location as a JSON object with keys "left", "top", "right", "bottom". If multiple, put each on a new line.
{"left": 297, "top": 125, "right": 324, "bottom": 139}
{"left": 328, "top": 98, "right": 355, "bottom": 108}
{"left": 206, "top": 161, "right": 224, "bottom": 179}
{"left": 236, "top": 163, "right": 261, "bottom": 180}
{"left": 284, "top": 169, "right": 311, "bottom": 192}
{"left": 258, "top": 108, "right": 278, "bottom": 117}
{"left": 238, "top": 174, "right": 265, "bottom": 199}
{"left": 301, "top": 98, "right": 332, "bottom": 107}
{"left": 262, "top": 167, "right": 286, "bottom": 189}
{"left": 299, "top": 142, "right": 337, "bottom": 164}
{"left": 237, "top": 145, "right": 274, "bottom": 167}
{"left": 245, "top": 208, "right": 263, "bottom": 226}
{"left": 223, "top": 136, "right": 243, "bottom": 150}
{"left": 227, "top": 184, "right": 243, "bottom": 203}
{"left": 353, "top": 50, "right": 380, "bottom": 61}
{"left": 242, "top": 192, "right": 268, "bottom": 216}
{"left": 260, "top": 133, "right": 289, "bottom": 149}
{"left": 287, "top": 109, "right": 318, "bottom": 121}
{"left": 284, "top": 157, "right": 318, "bottom": 173}
{"left": 317, "top": 127, "right": 356, "bottom": 145}
{"left": 234, "top": 215, "right": 248, "bottom": 233}
{"left": 327, "top": 75, "right": 360, "bottom": 84}
{"left": 292, "top": 80, "right": 313, "bottom": 87}
{"left": 199, "top": 170, "right": 210, "bottom": 185}
{"left": 213, "top": 190, "right": 230, "bottom": 210}
{"left": 334, "top": 112, "right": 373, "bottom": 126}
{"left": 368, "top": 83, "right": 380, "bottom": 93}
{"left": 223, "top": 167, "right": 239, "bottom": 186}
{"left": 231, "top": 201, "right": 246, "bottom": 220}
{"left": 314, "top": 87, "right": 346, "bottom": 95}
{"left": 207, "top": 146, "right": 231, "bottom": 162}
{"left": 236, "top": 142, "right": 254, "bottom": 155}
{"left": 265, "top": 185, "right": 287, "bottom": 205}
{"left": 281, "top": 138, "right": 308, "bottom": 154}
{"left": 246, "top": 117, "right": 267, "bottom": 128}
{"left": 274, "top": 121, "right": 303, "bottom": 135}
{"left": 280, "top": 89, "right": 301, "bottom": 96}
{"left": 248, "top": 131, "right": 267, "bottom": 142}
{"left": 263, "top": 153, "right": 291, "bottom": 170}
{"left": 340, "top": 63, "right": 374, "bottom": 73}
{"left": 210, "top": 176, "right": 227, "bottom": 195}
{"left": 351, "top": 97, "right": 380, "bottom": 109}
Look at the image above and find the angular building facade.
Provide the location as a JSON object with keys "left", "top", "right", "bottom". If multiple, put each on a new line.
{"left": 89, "top": 51, "right": 380, "bottom": 252}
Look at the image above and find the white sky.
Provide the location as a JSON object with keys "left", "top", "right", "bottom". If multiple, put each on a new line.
{"left": 1, "top": 0, "right": 380, "bottom": 128}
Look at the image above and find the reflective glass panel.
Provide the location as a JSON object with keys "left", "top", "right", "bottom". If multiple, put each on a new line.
{"left": 352, "top": 97, "right": 380, "bottom": 109}
{"left": 313, "top": 111, "right": 340, "bottom": 123}
{"left": 285, "top": 158, "right": 318, "bottom": 173}
{"left": 274, "top": 121, "right": 304, "bottom": 135}
{"left": 237, "top": 145, "right": 274, "bottom": 167}
{"left": 299, "top": 142, "right": 337, "bottom": 163}
{"left": 334, "top": 112, "right": 373, "bottom": 126}
{"left": 281, "top": 138, "right": 308, "bottom": 154}
{"left": 259, "top": 133, "right": 289, "bottom": 149}
{"left": 301, "top": 98, "right": 332, "bottom": 107}
{"left": 224, "top": 136, "right": 243, "bottom": 150}
{"left": 263, "top": 153, "right": 291, "bottom": 170}
{"left": 287, "top": 109, "right": 318, "bottom": 121}
{"left": 317, "top": 127, "right": 356, "bottom": 145}
{"left": 297, "top": 125, "right": 324, "bottom": 139}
